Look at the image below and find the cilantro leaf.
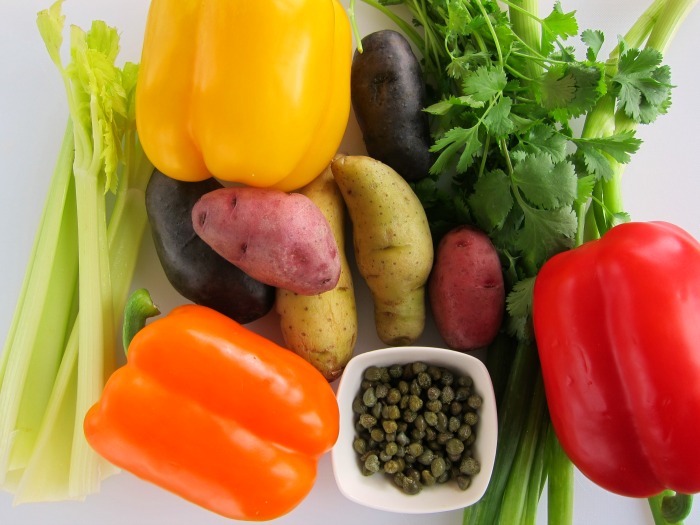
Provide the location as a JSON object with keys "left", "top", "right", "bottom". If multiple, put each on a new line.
{"left": 483, "top": 96, "right": 514, "bottom": 137}
{"left": 576, "top": 175, "right": 596, "bottom": 207}
{"left": 462, "top": 66, "right": 507, "bottom": 102}
{"left": 582, "top": 29, "right": 604, "bottom": 61}
{"left": 430, "top": 125, "right": 482, "bottom": 175}
{"left": 541, "top": 2, "right": 579, "bottom": 57}
{"left": 514, "top": 123, "right": 568, "bottom": 162}
{"left": 612, "top": 47, "right": 674, "bottom": 124}
{"left": 517, "top": 204, "right": 577, "bottom": 267}
{"left": 572, "top": 131, "right": 642, "bottom": 179}
{"left": 468, "top": 169, "right": 514, "bottom": 231}
{"left": 512, "top": 154, "right": 578, "bottom": 209}
{"left": 506, "top": 277, "right": 536, "bottom": 341}
{"left": 539, "top": 63, "right": 604, "bottom": 117}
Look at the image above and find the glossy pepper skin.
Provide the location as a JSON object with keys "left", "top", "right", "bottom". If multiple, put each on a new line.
{"left": 84, "top": 305, "right": 339, "bottom": 521}
{"left": 135, "top": 0, "right": 351, "bottom": 192}
{"left": 533, "top": 221, "right": 700, "bottom": 498}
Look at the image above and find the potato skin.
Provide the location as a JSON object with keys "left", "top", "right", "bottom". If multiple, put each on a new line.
{"left": 331, "top": 155, "right": 433, "bottom": 346}
{"left": 192, "top": 187, "right": 340, "bottom": 296}
{"left": 429, "top": 225, "right": 505, "bottom": 351}
{"left": 351, "top": 30, "right": 432, "bottom": 182}
{"left": 276, "top": 160, "right": 357, "bottom": 381}
{"left": 145, "top": 170, "right": 274, "bottom": 324}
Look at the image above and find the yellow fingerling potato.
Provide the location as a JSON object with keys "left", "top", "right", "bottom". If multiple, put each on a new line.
{"left": 276, "top": 158, "right": 357, "bottom": 381}
{"left": 331, "top": 155, "right": 433, "bottom": 346}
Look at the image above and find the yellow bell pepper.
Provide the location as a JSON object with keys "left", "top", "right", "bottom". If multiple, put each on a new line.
{"left": 135, "top": 0, "right": 352, "bottom": 192}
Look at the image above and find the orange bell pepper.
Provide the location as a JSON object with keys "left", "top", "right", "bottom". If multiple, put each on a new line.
{"left": 135, "top": 0, "right": 352, "bottom": 192}
{"left": 84, "top": 303, "right": 339, "bottom": 521}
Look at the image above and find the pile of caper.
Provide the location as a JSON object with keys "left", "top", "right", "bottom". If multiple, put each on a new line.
{"left": 351, "top": 361, "right": 483, "bottom": 495}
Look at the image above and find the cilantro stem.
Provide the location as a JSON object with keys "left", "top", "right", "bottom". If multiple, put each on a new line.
{"left": 475, "top": 0, "right": 504, "bottom": 66}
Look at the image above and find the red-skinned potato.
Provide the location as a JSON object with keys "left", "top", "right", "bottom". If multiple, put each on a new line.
{"left": 429, "top": 225, "right": 505, "bottom": 351}
{"left": 192, "top": 187, "right": 340, "bottom": 296}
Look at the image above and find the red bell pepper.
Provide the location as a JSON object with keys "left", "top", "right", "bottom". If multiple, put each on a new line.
{"left": 532, "top": 221, "right": 700, "bottom": 498}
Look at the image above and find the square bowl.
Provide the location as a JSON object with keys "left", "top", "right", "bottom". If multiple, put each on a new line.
{"left": 331, "top": 346, "right": 498, "bottom": 514}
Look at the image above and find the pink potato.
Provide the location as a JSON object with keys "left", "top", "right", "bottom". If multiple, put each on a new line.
{"left": 192, "top": 187, "right": 340, "bottom": 295}
{"left": 429, "top": 225, "right": 505, "bottom": 351}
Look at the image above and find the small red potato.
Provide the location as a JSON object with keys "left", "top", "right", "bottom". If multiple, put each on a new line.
{"left": 192, "top": 187, "right": 340, "bottom": 295}
{"left": 429, "top": 225, "right": 505, "bottom": 351}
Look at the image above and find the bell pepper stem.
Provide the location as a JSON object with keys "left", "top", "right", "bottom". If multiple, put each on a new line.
{"left": 649, "top": 492, "right": 693, "bottom": 524}
{"left": 122, "top": 289, "right": 161, "bottom": 355}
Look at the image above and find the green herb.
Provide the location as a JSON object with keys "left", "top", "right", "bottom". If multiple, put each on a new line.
{"left": 0, "top": 0, "right": 153, "bottom": 502}
{"left": 352, "top": 0, "right": 697, "bottom": 523}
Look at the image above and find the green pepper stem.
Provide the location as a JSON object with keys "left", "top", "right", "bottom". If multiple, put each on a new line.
{"left": 122, "top": 288, "right": 160, "bottom": 355}
{"left": 649, "top": 492, "right": 693, "bottom": 524}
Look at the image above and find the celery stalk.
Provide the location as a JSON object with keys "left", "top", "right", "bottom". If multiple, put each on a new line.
{"left": 0, "top": 122, "right": 78, "bottom": 485}
{"left": 498, "top": 374, "right": 547, "bottom": 525}
{"left": 1, "top": 1, "right": 153, "bottom": 502}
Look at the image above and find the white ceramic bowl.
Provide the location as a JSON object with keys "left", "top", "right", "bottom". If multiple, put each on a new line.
{"left": 331, "top": 346, "right": 498, "bottom": 514}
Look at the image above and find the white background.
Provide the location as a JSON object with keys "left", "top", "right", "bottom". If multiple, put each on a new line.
{"left": 1, "top": 1, "right": 698, "bottom": 524}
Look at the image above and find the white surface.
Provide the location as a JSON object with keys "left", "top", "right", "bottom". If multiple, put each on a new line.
{"left": 332, "top": 346, "right": 498, "bottom": 513}
{"left": 0, "top": 1, "right": 698, "bottom": 524}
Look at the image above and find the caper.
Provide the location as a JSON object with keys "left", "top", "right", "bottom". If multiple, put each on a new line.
{"left": 383, "top": 404, "right": 401, "bottom": 420}
{"left": 455, "top": 386, "right": 470, "bottom": 401}
{"left": 441, "top": 385, "right": 455, "bottom": 404}
{"left": 403, "top": 410, "right": 417, "bottom": 423}
{"left": 457, "top": 424, "right": 472, "bottom": 441}
{"left": 440, "top": 370, "right": 454, "bottom": 386}
{"left": 427, "top": 365, "right": 442, "bottom": 380}
{"left": 425, "top": 399, "right": 442, "bottom": 413}
{"left": 411, "top": 362, "right": 428, "bottom": 375}
{"left": 457, "top": 375, "right": 473, "bottom": 388}
{"left": 414, "top": 414, "right": 427, "bottom": 432}
{"left": 421, "top": 469, "right": 436, "bottom": 486}
{"left": 371, "top": 402, "right": 383, "bottom": 419}
{"left": 436, "top": 411, "right": 449, "bottom": 432}
{"left": 446, "top": 438, "right": 465, "bottom": 456}
{"left": 359, "top": 413, "right": 377, "bottom": 429}
{"left": 431, "top": 456, "right": 447, "bottom": 478}
{"left": 363, "top": 387, "right": 377, "bottom": 407}
{"left": 460, "top": 456, "right": 481, "bottom": 476}
{"left": 424, "top": 411, "right": 438, "bottom": 427}
{"left": 364, "top": 454, "right": 380, "bottom": 473}
{"left": 402, "top": 476, "right": 422, "bottom": 495}
{"left": 467, "top": 394, "right": 483, "bottom": 409}
{"left": 407, "top": 442, "right": 423, "bottom": 457}
{"left": 426, "top": 386, "right": 441, "bottom": 401}
{"left": 398, "top": 380, "right": 409, "bottom": 395}
{"left": 383, "top": 419, "right": 398, "bottom": 434}
{"left": 409, "top": 380, "right": 421, "bottom": 396}
{"left": 385, "top": 441, "right": 399, "bottom": 457}
{"left": 408, "top": 394, "right": 423, "bottom": 412}
{"left": 353, "top": 438, "right": 367, "bottom": 455}
{"left": 386, "top": 388, "right": 402, "bottom": 405}
{"left": 457, "top": 475, "right": 472, "bottom": 490}
{"left": 370, "top": 428, "right": 385, "bottom": 442}
{"left": 384, "top": 459, "right": 401, "bottom": 474}
{"left": 417, "top": 449, "right": 434, "bottom": 466}
{"left": 363, "top": 366, "right": 383, "bottom": 382}
{"left": 464, "top": 411, "right": 479, "bottom": 426}
{"left": 417, "top": 371, "right": 432, "bottom": 389}
{"left": 450, "top": 401, "right": 463, "bottom": 416}
{"left": 388, "top": 364, "right": 403, "bottom": 378}
{"left": 352, "top": 396, "right": 368, "bottom": 414}
{"left": 437, "top": 432, "right": 454, "bottom": 445}
{"left": 411, "top": 428, "right": 425, "bottom": 442}
{"left": 449, "top": 416, "right": 461, "bottom": 433}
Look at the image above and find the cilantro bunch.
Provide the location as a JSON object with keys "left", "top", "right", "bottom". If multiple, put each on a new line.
{"left": 353, "top": 0, "right": 697, "bottom": 523}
